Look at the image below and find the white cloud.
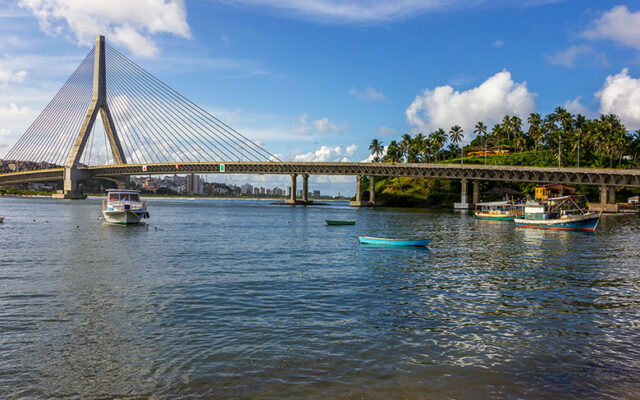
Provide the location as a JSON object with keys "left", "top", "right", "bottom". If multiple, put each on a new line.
{"left": 313, "top": 117, "right": 345, "bottom": 134}
{"left": 405, "top": 69, "right": 536, "bottom": 143}
{"left": 493, "top": 39, "right": 504, "bottom": 48}
{"left": 294, "top": 144, "right": 358, "bottom": 162}
{"left": 350, "top": 86, "right": 386, "bottom": 101}
{"left": 545, "top": 45, "right": 592, "bottom": 68}
{"left": 595, "top": 68, "right": 640, "bottom": 130}
{"left": 377, "top": 126, "right": 397, "bottom": 136}
{"left": 0, "top": 63, "right": 27, "bottom": 86}
{"left": 220, "top": 0, "right": 555, "bottom": 24}
{"left": 18, "top": 0, "right": 191, "bottom": 57}
{"left": 293, "top": 113, "right": 346, "bottom": 136}
{"left": 0, "top": 103, "right": 38, "bottom": 155}
{"left": 583, "top": 5, "right": 640, "bottom": 50}
{"left": 563, "top": 95, "right": 592, "bottom": 117}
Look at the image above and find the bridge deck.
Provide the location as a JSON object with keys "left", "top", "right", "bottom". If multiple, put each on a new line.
{"left": 1, "top": 162, "right": 639, "bottom": 187}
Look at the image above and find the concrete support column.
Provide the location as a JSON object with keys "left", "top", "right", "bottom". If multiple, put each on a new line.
{"left": 472, "top": 180, "right": 480, "bottom": 204}
{"left": 355, "top": 175, "right": 362, "bottom": 202}
{"left": 600, "top": 185, "right": 608, "bottom": 204}
{"left": 302, "top": 174, "right": 309, "bottom": 204}
{"left": 53, "top": 167, "right": 87, "bottom": 199}
{"left": 460, "top": 178, "right": 468, "bottom": 204}
{"left": 608, "top": 186, "right": 616, "bottom": 205}
{"left": 289, "top": 174, "right": 297, "bottom": 204}
{"left": 369, "top": 176, "right": 376, "bottom": 204}
{"left": 454, "top": 178, "right": 472, "bottom": 209}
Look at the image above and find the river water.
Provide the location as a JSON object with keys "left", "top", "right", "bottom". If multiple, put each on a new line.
{"left": 1, "top": 196, "right": 639, "bottom": 399}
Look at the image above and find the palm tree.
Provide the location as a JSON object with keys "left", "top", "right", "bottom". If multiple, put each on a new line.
{"left": 527, "top": 113, "right": 542, "bottom": 153}
{"left": 400, "top": 133, "right": 412, "bottom": 162}
{"left": 490, "top": 124, "right": 502, "bottom": 146}
{"left": 368, "top": 139, "right": 384, "bottom": 162}
{"left": 474, "top": 121, "right": 488, "bottom": 164}
{"left": 449, "top": 125, "right": 464, "bottom": 164}
{"left": 574, "top": 114, "right": 586, "bottom": 167}
{"left": 384, "top": 140, "right": 402, "bottom": 163}
{"left": 514, "top": 134, "right": 526, "bottom": 153}
{"left": 502, "top": 115, "right": 513, "bottom": 141}
{"left": 431, "top": 128, "right": 447, "bottom": 161}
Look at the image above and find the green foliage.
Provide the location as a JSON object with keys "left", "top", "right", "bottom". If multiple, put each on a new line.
{"left": 371, "top": 108, "right": 640, "bottom": 169}
{"left": 0, "top": 187, "right": 53, "bottom": 196}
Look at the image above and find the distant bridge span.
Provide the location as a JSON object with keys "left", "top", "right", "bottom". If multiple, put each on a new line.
{"left": 2, "top": 161, "right": 639, "bottom": 188}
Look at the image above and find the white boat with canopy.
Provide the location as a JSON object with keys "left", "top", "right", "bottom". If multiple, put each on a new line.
{"left": 102, "top": 189, "right": 149, "bottom": 224}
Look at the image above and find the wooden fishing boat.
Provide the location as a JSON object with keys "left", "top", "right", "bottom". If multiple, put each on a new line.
{"left": 325, "top": 220, "right": 356, "bottom": 225}
{"left": 514, "top": 195, "right": 600, "bottom": 231}
{"left": 102, "top": 189, "right": 149, "bottom": 224}
{"left": 475, "top": 201, "right": 523, "bottom": 221}
{"left": 358, "top": 236, "right": 430, "bottom": 246}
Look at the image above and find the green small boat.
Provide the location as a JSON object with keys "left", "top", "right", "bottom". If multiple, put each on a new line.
{"left": 325, "top": 220, "right": 356, "bottom": 225}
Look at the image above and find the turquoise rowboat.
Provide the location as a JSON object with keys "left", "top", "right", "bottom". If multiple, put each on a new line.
{"left": 358, "top": 236, "right": 430, "bottom": 247}
{"left": 325, "top": 220, "right": 356, "bottom": 225}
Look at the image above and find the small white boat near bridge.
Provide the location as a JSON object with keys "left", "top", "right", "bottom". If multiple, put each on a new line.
{"left": 102, "top": 189, "right": 149, "bottom": 224}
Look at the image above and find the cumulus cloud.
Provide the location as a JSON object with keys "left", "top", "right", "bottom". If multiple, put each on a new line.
{"left": 583, "top": 5, "right": 640, "bottom": 50}
{"left": 293, "top": 113, "right": 346, "bottom": 136}
{"left": 18, "top": 0, "right": 191, "bottom": 57}
{"left": 405, "top": 69, "right": 536, "bottom": 143}
{"left": 563, "top": 95, "right": 593, "bottom": 117}
{"left": 350, "top": 86, "right": 386, "bottom": 101}
{"left": 377, "top": 126, "right": 397, "bottom": 136}
{"left": 545, "top": 45, "right": 592, "bottom": 68}
{"left": 294, "top": 144, "right": 358, "bottom": 162}
{"left": 0, "top": 63, "right": 27, "bottom": 86}
{"left": 595, "top": 68, "right": 640, "bottom": 130}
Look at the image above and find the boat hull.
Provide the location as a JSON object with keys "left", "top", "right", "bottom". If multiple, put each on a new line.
{"left": 359, "top": 236, "right": 430, "bottom": 246}
{"left": 474, "top": 212, "right": 517, "bottom": 221}
{"left": 102, "top": 210, "right": 147, "bottom": 224}
{"left": 325, "top": 220, "right": 356, "bottom": 225}
{"left": 515, "top": 213, "right": 600, "bottom": 231}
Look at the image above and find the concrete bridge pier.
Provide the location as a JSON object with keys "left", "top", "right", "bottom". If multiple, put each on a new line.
{"left": 590, "top": 185, "right": 619, "bottom": 213}
{"left": 472, "top": 180, "right": 480, "bottom": 204}
{"left": 350, "top": 175, "right": 378, "bottom": 207}
{"left": 301, "top": 174, "right": 311, "bottom": 205}
{"left": 52, "top": 167, "right": 88, "bottom": 199}
{"left": 454, "top": 178, "right": 474, "bottom": 209}
{"left": 285, "top": 173, "right": 298, "bottom": 205}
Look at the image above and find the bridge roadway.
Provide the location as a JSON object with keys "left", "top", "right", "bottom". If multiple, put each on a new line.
{"left": 1, "top": 162, "right": 640, "bottom": 187}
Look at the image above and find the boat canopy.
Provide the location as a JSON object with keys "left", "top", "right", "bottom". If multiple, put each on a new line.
{"left": 106, "top": 189, "right": 141, "bottom": 193}
{"left": 476, "top": 201, "right": 510, "bottom": 206}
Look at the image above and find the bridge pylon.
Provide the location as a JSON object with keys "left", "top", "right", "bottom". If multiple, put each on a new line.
{"left": 55, "top": 35, "right": 126, "bottom": 199}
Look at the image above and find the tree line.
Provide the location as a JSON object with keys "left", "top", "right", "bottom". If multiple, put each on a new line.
{"left": 369, "top": 107, "right": 640, "bottom": 168}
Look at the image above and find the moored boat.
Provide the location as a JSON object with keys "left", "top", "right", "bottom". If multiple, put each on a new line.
{"left": 514, "top": 195, "right": 600, "bottom": 231}
{"left": 325, "top": 220, "right": 356, "bottom": 225}
{"left": 0, "top": 217, "right": 4, "bottom": 223}
{"left": 475, "top": 201, "right": 523, "bottom": 221}
{"left": 358, "top": 236, "right": 430, "bottom": 246}
{"left": 102, "top": 189, "right": 149, "bottom": 224}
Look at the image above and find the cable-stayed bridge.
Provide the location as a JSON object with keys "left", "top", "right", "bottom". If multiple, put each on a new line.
{"left": 1, "top": 35, "right": 640, "bottom": 206}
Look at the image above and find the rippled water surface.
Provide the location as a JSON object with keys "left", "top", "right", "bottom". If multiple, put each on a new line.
{"left": 1, "top": 196, "right": 640, "bottom": 399}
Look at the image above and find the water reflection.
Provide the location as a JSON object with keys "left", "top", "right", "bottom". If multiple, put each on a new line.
{"left": 1, "top": 197, "right": 639, "bottom": 398}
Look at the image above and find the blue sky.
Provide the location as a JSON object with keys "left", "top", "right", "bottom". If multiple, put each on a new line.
{"left": 1, "top": 0, "right": 640, "bottom": 194}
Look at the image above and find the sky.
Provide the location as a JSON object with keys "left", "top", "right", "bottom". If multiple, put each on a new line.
{"left": 1, "top": 0, "right": 640, "bottom": 195}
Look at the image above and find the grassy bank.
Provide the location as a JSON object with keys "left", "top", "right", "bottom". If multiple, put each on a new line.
{"left": 360, "top": 177, "right": 459, "bottom": 208}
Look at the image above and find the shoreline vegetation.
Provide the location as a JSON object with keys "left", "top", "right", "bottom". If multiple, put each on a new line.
{"left": 365, "top": 108, "right": 640, "bottom": 207}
